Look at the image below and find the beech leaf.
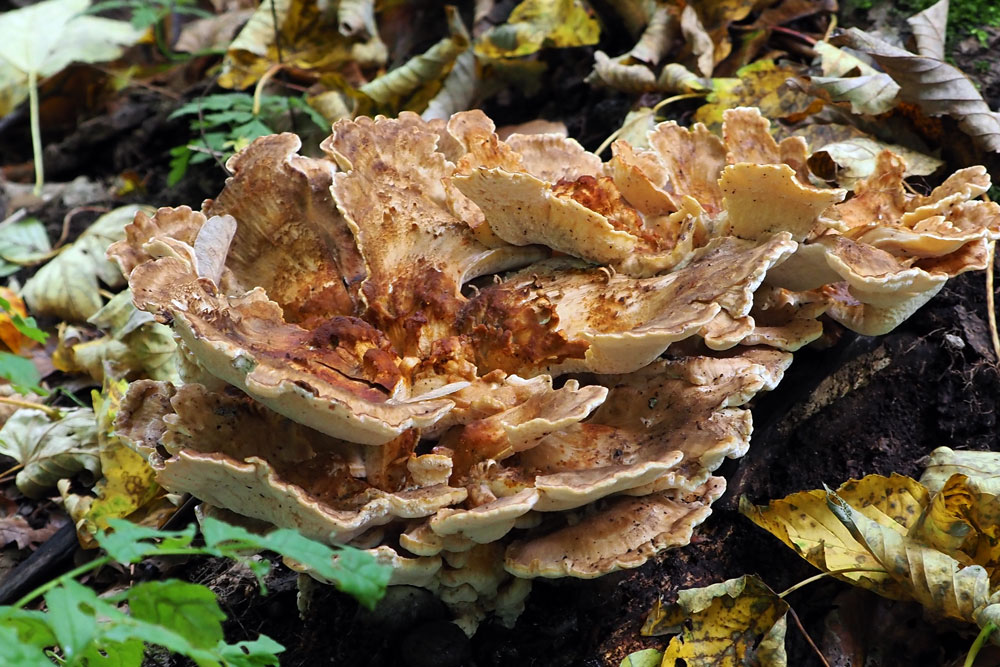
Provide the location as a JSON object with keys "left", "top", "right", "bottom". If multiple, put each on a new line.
{"left": 740, "top": 473, "right": 930, "bottom": 599}
{"left": 831, "top": 26, "right": 1000, "bottom": 152}
{"left": 906, "top": 0, "right": 948, "bottom": 61}
{"left": 0, "top": 217, "right": 51, "bottom": 277}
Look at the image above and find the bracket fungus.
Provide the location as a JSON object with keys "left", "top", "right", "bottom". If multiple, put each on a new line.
{"left": 110, "top": 107, "right": 999, "bottom": 631}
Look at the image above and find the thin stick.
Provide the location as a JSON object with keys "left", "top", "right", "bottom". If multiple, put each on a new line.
{"left": 966, "top": 622, "right": 997, "bottom": 667}
{"left": 778, "top": 567, "right": 887, "bottom": 598}
{"left": 28, "top": 70, "right": 43, "bottom": 196}
{"left": 0, "top": 396, "right": 61, "bottom": 420}
{"left": 987, "top": 240, "right": 1000, "bottom": 366}
{"left": 0, "top": 461, "right": 23, "bottom": 481}
{"left": 787, "top": 605, "right": 831, "bottom": 667}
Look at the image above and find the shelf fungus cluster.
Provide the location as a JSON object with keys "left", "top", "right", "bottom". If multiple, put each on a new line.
{"left": 110, "top": 108, "right": 999, "bottom": 631}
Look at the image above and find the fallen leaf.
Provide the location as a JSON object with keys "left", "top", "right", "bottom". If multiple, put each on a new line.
{"left": 641, "top": 575, "right": 788, "bottom": 665}
{"left": 0, "top": 513, "right": 64, "bottom": 550}
{"left": 422, "top": 50, "right": 479, "bottom": 121}
{"left": 0, "top": 0, "right": 143, "bottom": 116}
{"left": 475, "top": 0, "right": 600, "bottom": 59}
{"left": 0, "top": 407, "right": 100, "bottom": 498}
{"left": 906, "top": 0, "right": 948, "bottom": 61}
{"left": 807, "top": 136, "right": 943, "bottom": 187}
{"left": 826, "top": 487, "right": 996, "bottom": 625}
{"left": 740, "top": 473, "right": 930, "bottom": 598}
{"left": 218, "top": 0, "right": 384, "bottom": 90}
{"left": 694, "top": 60, "right": 822, "bottom": 129}
{"left": 831, "top": 26, "right": 1000, "bottom": 152}
{"left": 587, "top": 51, "right": 658, "bottom": 94}
{"left": 67, "top": 378, "right": 162, "bottom": 547}
{"left": 920, "top": 447, "right": 1000, "bottom": 493}
{"left": 54, "top": 290, "right": 179, "bottom": 383}
{"left": 174, "top": 9, "right": 254, "bottom": 54}
{"left": 680, "top": 4, "right": 715, "bottom": 77}
{"left": 0, "top": 217, "right": 51, "bottom": 277}
{"left": 619, "top": 648, "right": 663, "bottom": 667}
{"left": 21, "top": 205, "right": 150, "bottom": 322}
{"left": 359, "top": 6, "right": 470, "bottom": 112}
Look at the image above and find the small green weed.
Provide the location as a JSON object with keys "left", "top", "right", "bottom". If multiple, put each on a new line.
{"left": 86, "top": 0, "right": 214, "bottom": 59}
{"left": 0, "top": 517, "right": 391, "bottom": 666}
{"left": 167, "top": 93, "right": 328, "bottom": 186}
{"left": 0, "top": 296, "right": 48, "bottom": 396}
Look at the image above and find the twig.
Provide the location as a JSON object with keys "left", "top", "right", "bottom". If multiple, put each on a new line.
{"left": 786, "top": 605, "right": 831, "bottom": 667}
{"left": 772, "top": 25, "right": 818, "bottom": 46}
{"left": 0, "top": 461, "right": 23, "bottom": 483}
{"left": 778, "top": 567, "right": 887, "bottom": 598}
{"left": 0, "top": 396, "right": 61, "bottom": 420}
{"left": 988, "top": 240, "right": 1000, "bottom": 366}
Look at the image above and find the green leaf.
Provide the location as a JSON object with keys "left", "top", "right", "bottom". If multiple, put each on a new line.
{"left": 0, "top": 295, "right": 48, "bottom": 343}
{"left": 214, "top": 636, "right": 284, "bottom": 667}
{"left": 78, "top": 637, "right": 146, "bottom": 666}
{"left": 200, "top": 518, "right": 391, "bottom": 609}
{"left": 126, "top": 580, "right": 226, "bottom": 650}
{"left": 0, "top": 407, "right": 100, "bottom": 497}
{"left": 620, "top": 648, "right": 664, "bottom": 667}
{"left": 96, "top": 519, "right": 197, "bottom": 563}
{"left": 44, "top": 580, "right": 109, "bottom": 660}
{"left": 168, "top": 145, "right": 192, "bottom": 186}
{"left": 0, "top": 351, "right": 44, "bottom": 395}
{"left": 0, "top": 606, "right": 58, "bottom": 648}
{"left": 0, "top": 625, "right": 52, "bottom": 666}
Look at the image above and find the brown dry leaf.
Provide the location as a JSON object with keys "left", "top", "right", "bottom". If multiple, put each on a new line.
{"left": 831, "top": 26, "right": 1000, "bottom": 152}
{"left": 0, "top": 512, "right": 65, "bottom": 550}
{"left": 641, "top": 574, "right": 788, "bottom": 665}
{"left": 906, "top": 0, "right": 948, "bottom": 61}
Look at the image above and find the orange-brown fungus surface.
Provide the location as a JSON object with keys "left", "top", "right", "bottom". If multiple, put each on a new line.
{"left": 109, "top": 107, "right": 999, "bottom": 632}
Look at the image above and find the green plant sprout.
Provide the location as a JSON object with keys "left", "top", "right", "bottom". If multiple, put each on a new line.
{"left": 86, "top": 0, "right": 216, "bottom": 61}
{"left": 0, "top": 517, "right": 392, "bottom": 666}
{"left": 0, "top": 295, "right": 49, "bottom": 397}
{"left": 167, "top": 92, "right": 328, "bottom": 186}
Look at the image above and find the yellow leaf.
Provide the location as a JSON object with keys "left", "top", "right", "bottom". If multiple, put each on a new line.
{"left": 642, "top": 575, "right": 788, "bottom": 665}
{"left": 920, "top": 447, "right": 1000, "bottom": 493}
{"left": 475, "top": 0, "right": 600, "bottom": 60}
{"left": 826, "top": 488, "right": 993, "bottom": 624}
{"left": 909, "top": 473, "right": 1000, "bottom": 584}
{"left": 694, "top": 60, "right": 823, "bottom": 130}
{"left": 218, "top": 0, "right": 384, "bottom": 90}
{"left": 70, "top": 377, "right": 163, "bottom": 547}
{"left": 740, "top": 473, "right": 929, "bottom": 599}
